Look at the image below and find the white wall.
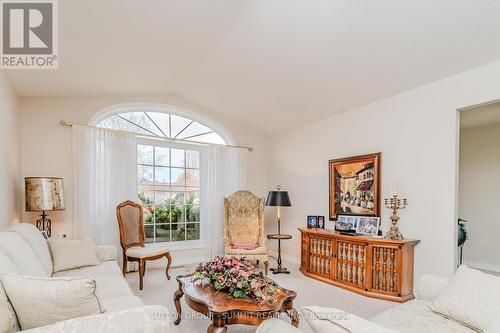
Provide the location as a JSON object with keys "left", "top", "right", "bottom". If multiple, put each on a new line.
{"left": 268, "top": 59, "right": 500, "bottom": 280}
{"left": 459, "top": 122, "right": 500, "bottom": 271}
{"left": 0, "top": 71, "right": 20, "bottom": 229}
{"left": 19, "top": 93, "right": 268, "bottom": 264}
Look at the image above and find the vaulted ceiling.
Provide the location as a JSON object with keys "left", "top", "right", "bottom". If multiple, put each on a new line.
{"left": 5, "top": 0, "right": 500, "bottom": 134}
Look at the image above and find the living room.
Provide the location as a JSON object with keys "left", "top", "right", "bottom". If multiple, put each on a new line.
{"left": 1, "top": 1, "right": 500, "bottom": 333}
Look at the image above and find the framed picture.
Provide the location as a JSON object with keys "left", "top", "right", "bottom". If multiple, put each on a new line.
{"left": 329, "top": 152, "right": 381, "bottom": 220}
{"left": 335, "top": 214, "right": 358, "bottom": 232}
{"left": 356, "top": 216, "right": 380, "bottom": 236}
{"left": 317, "top": 216, "right": 325, "bottom": 229}
{"left": 307, "top": 215, "right": 318, "bottom": 228}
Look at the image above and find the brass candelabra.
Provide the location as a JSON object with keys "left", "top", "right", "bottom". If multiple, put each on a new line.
{"left": 384, "top": 195, "right": 407, "bottom": 240}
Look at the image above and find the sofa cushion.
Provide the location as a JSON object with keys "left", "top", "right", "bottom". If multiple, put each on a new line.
{"left": 100, "top": 296, "right": 144, "bottom": 312}
{"left": 1, "top": 275, "right": 103, "bottom": 330}
{"left": 301, "top": 306, "right": 398, "bottom": 333}
{"left": 7, "top": 224, "right": 53, "bottom": 276}
{"left": 93, "top": 275, "right": 135, "bottom": 300}
{"left": 125, "top": 246, "right": 169, "bottom": 258}
{"left": 0, "top": 232, "right": 48, "bottom": 277}
{"left": 372, "top": 299, "right": 478, "bottom": 333}
{"left": 48, "top": 238, "right": 99, "bottom": 273}
{"left": 52, "top": 261, "right": 122, "bottom": 278}
{"left": 430, "top": 265, "right": 500, "bottom": 332}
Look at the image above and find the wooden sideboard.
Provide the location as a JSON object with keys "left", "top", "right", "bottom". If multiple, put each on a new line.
{"left": 299, "top": 228, "right": 420, "bottom": 302}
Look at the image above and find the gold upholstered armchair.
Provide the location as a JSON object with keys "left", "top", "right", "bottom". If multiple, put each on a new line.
{"left": 224, "top": 190, "right": 269, "bottom": 275}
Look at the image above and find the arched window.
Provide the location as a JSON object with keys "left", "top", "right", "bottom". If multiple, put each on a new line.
{"left": 96, "top": 111, "right": 227, "bottom": 144}
{"left": 94, "top": 107, "right": 230, "bottom": 245}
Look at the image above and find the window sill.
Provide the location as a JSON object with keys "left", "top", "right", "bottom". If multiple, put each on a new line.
{"left": 146, "top": 241, "right": 206, "bottom": 252}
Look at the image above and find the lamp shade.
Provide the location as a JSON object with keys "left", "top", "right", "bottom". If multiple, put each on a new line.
{"left": 25, "top": 177, "right": 65, "bottom": 212}
{"left": 266, "top": 190, "right": 291, "bottom": 207}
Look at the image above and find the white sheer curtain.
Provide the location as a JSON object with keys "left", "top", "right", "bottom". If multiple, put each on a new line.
{"left": 72, "top": 125, "right": 137, "bottom": 259}
{"left": 204, "top": 145, "right": 248, "bottom": 258}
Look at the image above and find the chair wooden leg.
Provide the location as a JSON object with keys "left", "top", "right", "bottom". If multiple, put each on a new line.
{"left": 165, "top": 252, "right": 172, "bottom": 280}
{"left": 143, "top": 261, "right": 146, "bottom": 276}
{"left": 122, "top": 254, "right": 127, "bottom": 276}
{"left": 264, "top": 261, "right": 269, "bottom": 276}
{"left": 139, "top": 259, "right": 145, "bottom": 290}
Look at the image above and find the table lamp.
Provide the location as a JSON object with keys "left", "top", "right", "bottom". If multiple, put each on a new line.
{"left": 266, "top": 185, "right": 291, "bottom": 274}
{"left": 25, "top": 177, "right": 65, "bottom": 237}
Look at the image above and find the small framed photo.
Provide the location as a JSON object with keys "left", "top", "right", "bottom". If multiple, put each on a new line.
{"left": 336, "top": 214, "right": 357, "bottom": 231}
{"left": 356, "top": 217, "right": 380, "bottom": 236}
{"left": 307, "top": 215, "right": 318, "bottom": 228}
{"left": 317, "top": 216, "right": 325, "bottom": 229}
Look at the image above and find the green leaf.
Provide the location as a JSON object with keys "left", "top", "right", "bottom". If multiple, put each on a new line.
{"left": 232, "top": 289, "right": 246, "bottom": 298}
{"left": 214, "top": 282, "right": 224, "bottom": 290}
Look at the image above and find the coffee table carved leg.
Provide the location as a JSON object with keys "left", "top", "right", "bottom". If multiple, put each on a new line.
{"left": 173, "top": 284, "right": 184, "bottom": 325}
{"left": 287, "top": 308, "right": 299, "bottom": 327}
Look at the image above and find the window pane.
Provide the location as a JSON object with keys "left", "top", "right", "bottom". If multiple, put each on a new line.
{"left": 170, "top": 192, "right": 185, "bottom": 205}
{"left": 155, "top": 166, "right": 170, "bottom": 184}
{"left": 146, "top": 112, "right": 170, "bottom": 137}
{"left": 171, "top": 149, "right": 185, "bottom": 167}
{"left": 186, "top": 132, "right": 225, "bottom": 144}
{"left": 171, "top": 168, "right": 186, "bottom": 186}
{"left": 154, "top": 205, "right": 170, "bottom": 224}
{"left": 185, "top": 169, "right": 200, "bottom": 187}
{"left": 145, "top": 225, "right": 154, "bottom": 243}
{"left": 177, "top": 122, "right": 212, "bottom": 140}
{"left": 186, "top": 150, "right": 200, "bottom": 169}
{"left": 138, "top": 145, "right": 153, "bottom": 165}
{"left": 138, "top": 165, "right": 153, "bottom": 184}
{"left": 154, "top": 191, "right": 169, "bottom": 205}
{"left": 186, "top": 205, "right": 200, "bottom": 222}
{"left": 186, "top": 223, "right": 200, "bottom": 240}
{"left": 120, "top": 112, "right": 163, "bottom": 136}
{"left": 185, "top": 190, "right": 199, "bottom": 205}
{"left": 171, "top": 223, "right": 186, "bottom": 242}
{"left": 170, "top": 115, "right": 192, "bottom": 138}
{"left": 171, "top": 205, "right": 185, "bottom": 223}
{"left": 98, "top": 115, "right": 152, "bottom": 136}
{"left": 138, "top": 185, "right": 154, "bottom": 205}
{"left": 156, "top": 224, "right": 171, "bottom": 243}
{"left": 143, "top": 205, "right": 154, "bottom": 224}
{"left": 154, "top": 147, "right": 169, "bottom": 166}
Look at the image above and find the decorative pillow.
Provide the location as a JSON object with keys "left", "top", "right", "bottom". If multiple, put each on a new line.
{"left": 48, "top": 238, "right": 99, "bottom": 273}
{"left": 430, "top": 265, "right": 500, "bottom": 332}
{"left": 7, "top": 223, "right": 53, "bottom": 276}
{"left": 1, "top": 275, "right": 103, "bottom": 330}
{"left": 0, "top": 281, "right": 19, "bottom": 333}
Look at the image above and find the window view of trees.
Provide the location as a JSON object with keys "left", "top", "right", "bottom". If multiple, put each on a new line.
{"left": 137, "top": 144, "right": 200, "bottom": 243}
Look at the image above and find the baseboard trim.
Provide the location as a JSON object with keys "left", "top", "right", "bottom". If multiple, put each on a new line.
{"left": 465, "top": 261, "right": 500, "bottom": 273}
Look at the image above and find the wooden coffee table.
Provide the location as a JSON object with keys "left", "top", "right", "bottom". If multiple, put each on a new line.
{"left": 173, "top": 273, "right": 298, "bottom": 333}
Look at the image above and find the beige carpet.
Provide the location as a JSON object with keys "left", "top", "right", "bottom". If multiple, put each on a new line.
{"left": 125, "top": 261, "right": 396, "bottom": 332}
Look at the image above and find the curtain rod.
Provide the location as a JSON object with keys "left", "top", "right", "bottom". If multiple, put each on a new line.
{"left": 59, "top": 120, "right": 253, "bottom": 151}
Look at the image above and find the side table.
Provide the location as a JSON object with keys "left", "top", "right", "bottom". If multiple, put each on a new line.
{"left": 267, "top": 233, "right": 292, "bottom": 274}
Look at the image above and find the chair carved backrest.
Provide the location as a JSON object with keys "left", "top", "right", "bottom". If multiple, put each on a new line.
{"left": 116, "top": 200, "right": 146, "bottom": 251}
{"left": 224, "top": 190, "right": 265, "bottom": 247}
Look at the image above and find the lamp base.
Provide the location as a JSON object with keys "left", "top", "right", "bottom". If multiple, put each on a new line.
{"left": 270, "top": 267, "right": 290, "bottom": 274}
{"left": 36, "top": 211, "right": 52, "bottom": 238}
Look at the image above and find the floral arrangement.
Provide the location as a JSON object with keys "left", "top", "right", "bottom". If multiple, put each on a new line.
{"left": 193, "top": 256, "right": 277, "bottom": 303}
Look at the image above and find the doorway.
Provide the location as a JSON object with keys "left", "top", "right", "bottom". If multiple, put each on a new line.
{"left": 458, "top": 101, "right": 500, "bottom": 273}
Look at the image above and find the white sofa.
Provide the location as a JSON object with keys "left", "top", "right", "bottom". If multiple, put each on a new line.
{"left": 257, "top": 272, "right": 490, "bottom": 333}
{"left": 0, "top": 223, "right": 171, "bottom": 333}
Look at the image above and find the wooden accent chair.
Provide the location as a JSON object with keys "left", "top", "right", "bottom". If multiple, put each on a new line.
{"left": 224, "top": 190, "right": 269, "bottom": 275}
{"left": 116, "top": 200, "right": 172, "bottom": 290}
